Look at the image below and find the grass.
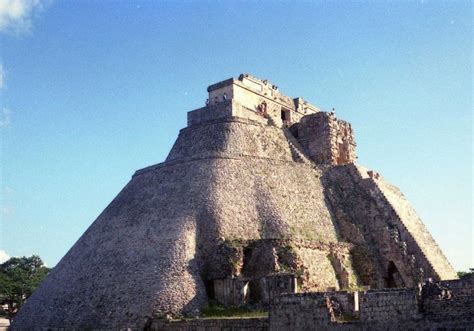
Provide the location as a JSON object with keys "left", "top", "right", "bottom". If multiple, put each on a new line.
{"left": 200, "top": 303, "right": 268, "bottom": 319}
{"left": 334, "top": 313, "right": 359, "bottom": 323}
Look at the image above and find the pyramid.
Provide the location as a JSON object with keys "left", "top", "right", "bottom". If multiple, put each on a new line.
{"left": 12, "top": 74, "right": 457, "bottom": 330}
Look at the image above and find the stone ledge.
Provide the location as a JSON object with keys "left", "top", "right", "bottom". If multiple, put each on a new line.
{"left": 184, "top": 114, "right": 269, "bottom": 133}
{"left": 133, "top": 153, "right": 316, "bottom": 178}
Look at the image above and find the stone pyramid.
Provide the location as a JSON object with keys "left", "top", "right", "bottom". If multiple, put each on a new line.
{"left": 12, "top": 74, "right": 457, "bottom": 330}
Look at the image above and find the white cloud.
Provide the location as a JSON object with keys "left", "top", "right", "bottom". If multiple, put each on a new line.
{"left": 0, "top": 63, "right": 4, "bottom": 89}
{"left": 1, "top": 206, "right": 15, "bottom": 216}
{"left": 0, "top": 0, "right": 46, "bottom": 34}
{"left": 0, "top": 250, "right": 10, "bottom": 263}
{"left": 0, "top": 108, "right": 12, "bottom": 128}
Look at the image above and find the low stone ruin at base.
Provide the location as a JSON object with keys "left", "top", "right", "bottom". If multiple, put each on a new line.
{"left": 12, "top": 74, "right": 470, "bottom": 330}
{"left": 150, "top": 276, "right": 474, "bottom": 330}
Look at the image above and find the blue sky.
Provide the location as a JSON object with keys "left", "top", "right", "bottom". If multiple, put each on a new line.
{"left": 0, "top": 1, "right": 472, "bottom": 271}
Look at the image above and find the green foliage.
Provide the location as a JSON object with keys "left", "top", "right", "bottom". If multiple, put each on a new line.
{"left": 457, "top": 270, "right": 472, "bottom": 279}
{"left": 0, "top": 255, "right": 50, "bottom": 321}
{"left": 201, "top": 302, "right": 267, "bottom": 319}
{"left": 335, "top": 313, "right": 359, "bottom": 323}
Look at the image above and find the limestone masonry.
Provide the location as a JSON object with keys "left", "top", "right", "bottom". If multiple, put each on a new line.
{"left": 13, "top": 74, "right": 468, "bottom": 330}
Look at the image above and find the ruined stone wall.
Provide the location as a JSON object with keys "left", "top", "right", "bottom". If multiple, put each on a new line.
{"left": 269, "top": 293, "right": 332, "bottom": 331}
{"left": 209, "top": 239, "right": 357, "bottom": 304}
{"left": 359, "top": 288, "right": 418, "bottom": 322}
{"left": 268, "top": 279, "right": 473, "bottom": 330}
{"left": 149, "top": 282, "right": 472, "bottom": 330}
{"left": 259, "top": 274, "right": 297, "bottom": 304}
{"left": 294, "top": 112, "right": 356, "bottom": 165}
{"left": 213, "top": 277, "right": 249, "bottom": 307}
{"left": 421, "top": 276, "right": 474, "bottom": 322}
{"left": 269, "top": 291, "right": 359, "bottom": 331}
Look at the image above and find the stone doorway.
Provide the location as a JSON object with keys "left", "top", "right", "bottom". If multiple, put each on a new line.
{"left": 281, "top": 108, "right": 291, "bottom": 125}
{"left": 385, "top": 261, "right": 403, "bottom": 288}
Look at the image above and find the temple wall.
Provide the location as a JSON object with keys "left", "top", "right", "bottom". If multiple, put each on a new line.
{"left": 187, "top": 100, "right": 267, "bottom": 127}
{"left": 205, "top": 75, "right": 318, "bottom": 128}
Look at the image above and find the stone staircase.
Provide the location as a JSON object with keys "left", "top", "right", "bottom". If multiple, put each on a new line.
{"left": 372, "top": 177, "right": 456, "bottom": 280}
{"left": 287, "top": 139, "right": 310, "bottom": 164}
{"left": 346, "top": 165, "right": 439, "bottom": 282}
{"left": 265, "top": 115, "right": 313, "bottom": 165}
{"left": 283, "top": 127, "right": 313, "bottom": 165}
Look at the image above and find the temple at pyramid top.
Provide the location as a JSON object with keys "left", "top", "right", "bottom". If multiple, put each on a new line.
{"left": 186, "top": 73, "right": 356, "bottom": 166}
{"left": 188, "top": 73, "right": 320, "bottom": 128}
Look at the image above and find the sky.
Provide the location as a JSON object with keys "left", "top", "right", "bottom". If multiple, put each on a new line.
{"left": 0, "top": 1, "right": 472, "bottom": 271}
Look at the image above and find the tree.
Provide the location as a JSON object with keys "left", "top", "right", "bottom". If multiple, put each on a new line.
{"left": 0, "top": 255, "right": 50, "bottom": 322}
{"left": 457, "top": 270, "right": 473, "bottom": 280}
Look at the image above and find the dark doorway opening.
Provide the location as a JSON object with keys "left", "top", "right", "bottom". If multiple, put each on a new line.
{"left": 281, "top": 108, "right": 291, "bottom": 121}
{"left": 248, "top": 280, "right": 262, "bottom": 304}
{"left": 386, "top": 261, "right": 399, "bottom": 288}
{"left": 205, "top": 280, "right": 215, "bottom": 300}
